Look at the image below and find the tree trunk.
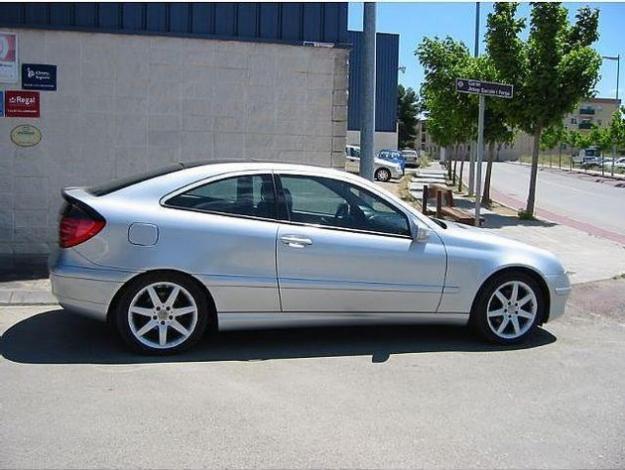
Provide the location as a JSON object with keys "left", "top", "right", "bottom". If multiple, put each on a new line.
{"left": 558, "top": 144, "right": 562, "bottom": 169}
{"left": 452, "top": 144, "right": 459, "bottom": 186}
{"left": 447, "top": 148, "right": 452, "bottom": 180}
{"left": 526, "top": 127, "right": 542, "bottom": 217}
{"left": 481, "top": 141, "right": 496, "bottom": 206}
{"left": 458, "top": 146, "right": 466, "bottom": 192}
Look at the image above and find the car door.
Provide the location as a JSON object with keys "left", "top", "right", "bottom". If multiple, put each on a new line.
{"left": 163, "top": 172, "right": 280, "bottom": 312}
{"left": 275, "top": 173, "right": 446, "bottom": 313}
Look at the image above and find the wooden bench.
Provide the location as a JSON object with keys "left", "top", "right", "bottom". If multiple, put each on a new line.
{"left": 421, "top": 184, "right": 481, "bottom": 225}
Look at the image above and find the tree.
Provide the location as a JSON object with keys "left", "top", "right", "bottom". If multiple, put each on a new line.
{"left": 541, "top": 123, "right": 567, "bottom": 168}
{"left": 397, "top": 85, "right": 420, "bottom": 149}
{"left": 416, "top": 37, "right": 475, "bottom": 180}
{"left": 486, "top": 3, "right": 601, "bottom": 216}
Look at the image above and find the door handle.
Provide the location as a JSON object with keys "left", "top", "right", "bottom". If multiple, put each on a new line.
{"left": 280, "top": 235, "right": 313, "bottom": 248}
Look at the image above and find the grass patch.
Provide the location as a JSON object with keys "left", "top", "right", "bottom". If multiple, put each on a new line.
{"left": 517, "top": 209, "right": 536, "bottom": 220}
{"left": 419, "top": 154, "right": 432, "bottom": 168}
{"left": 398, "top": 174, "right": 419, "bottom": 208}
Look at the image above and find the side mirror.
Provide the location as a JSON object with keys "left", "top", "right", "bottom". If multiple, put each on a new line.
{"left": 409, "top": 218, "right": 430, "bottom": 242}
{"left": 415, "top": 226, "right": 431, "bottom": 242}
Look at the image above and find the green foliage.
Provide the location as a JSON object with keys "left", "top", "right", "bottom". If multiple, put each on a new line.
{"left": 397, "top": 85, "right": 420, "bottom": 149}
{"left": 589, "top": 125, "right": 611, "bottom": 152}
{"left": 416, "top": 37, "right": 475, "bottom": 148}
{"left": 540, "top": 123, "right": 566, "bottom": 151}
{"left": 609, "top": 106, "right": 625, "bottom": 150}
{"left": 485, "top": 2, "right": 601, "bottom": 215}
{"left": 416, "top": 37, "right": 514, "bottom": 148}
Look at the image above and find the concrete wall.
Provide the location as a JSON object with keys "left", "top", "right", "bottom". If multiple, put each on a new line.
{"left": 346, "top": 130, "right": 398, "bottom": 154}
{"left": 0, "top": 28, "right": 348, "bottom": 267}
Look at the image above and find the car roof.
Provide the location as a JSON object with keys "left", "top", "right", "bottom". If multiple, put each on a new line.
{"left": 92, "top": 160, "right": 368, "bottom": 200}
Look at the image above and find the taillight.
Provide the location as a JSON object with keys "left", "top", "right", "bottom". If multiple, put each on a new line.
{"left": 59, "top": 201, "right": 105, "bottom": 248}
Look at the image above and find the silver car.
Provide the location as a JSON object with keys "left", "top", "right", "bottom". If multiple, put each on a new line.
{"left": 344, "top": 145, "right": 403, "bottom": 181}
{"left": 50, "top": 162, "right": 570, "bottom": 354}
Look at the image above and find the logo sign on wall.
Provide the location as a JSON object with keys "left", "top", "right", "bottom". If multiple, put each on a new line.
{"left": 0, "top": 31, "right": 18, "bottom": 83}
{"left": 11, "top": 124, "right": 42, "bottom": 147}
{"left": 5, "top": 90, "right": 40, "bottom": 117}
{"left": 22, "top": 64, "right": 57, "bottom": 91}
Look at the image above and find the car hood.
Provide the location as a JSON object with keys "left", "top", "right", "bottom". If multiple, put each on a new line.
{"left": 435, "top": 220, "right": 566, "bottom": 276}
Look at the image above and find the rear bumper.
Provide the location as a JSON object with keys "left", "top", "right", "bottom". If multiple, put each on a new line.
{"left": 49, "top": 249, "right": 134, "bottom": 322}
{"left": 545, "top": 272, "right": 571, "bottom": 322}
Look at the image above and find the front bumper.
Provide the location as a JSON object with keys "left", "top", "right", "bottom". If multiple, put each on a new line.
{"left": 545, "top": 272, "right": 571, "bottom": 322}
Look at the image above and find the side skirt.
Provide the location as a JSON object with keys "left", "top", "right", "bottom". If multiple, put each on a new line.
{"left": 216, "top": 311, "right": 470, "bottom": 331}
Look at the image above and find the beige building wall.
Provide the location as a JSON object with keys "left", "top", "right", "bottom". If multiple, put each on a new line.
{"left": 0, "top": 28, "right": 349, "bottom": 265}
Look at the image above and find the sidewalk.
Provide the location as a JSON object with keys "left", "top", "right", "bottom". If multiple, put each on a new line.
{"left": 0, "top": 278, "right": 56, "bottom": 306}
{"left": 512, "top": 160, "right": 625, "bottom": 183}
{"left": 398, "top": 166, "right": 625, "bottom": 285}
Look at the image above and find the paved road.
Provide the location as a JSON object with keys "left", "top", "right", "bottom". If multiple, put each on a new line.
{"left": 2, "top": 280, "right": 624, "bottom": 469}
{"left": 478, "top": 162, "right": 625, "bottom": 243}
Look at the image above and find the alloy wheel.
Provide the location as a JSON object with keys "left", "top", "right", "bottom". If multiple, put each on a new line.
{"left": 127, "top": 282, "right": 199, "bottom": 349}
{"left": 486, "top": 280, "right": 537, "bottom": 340}
{"left": 376, "top": 169, "right": 391, "bottom": 182}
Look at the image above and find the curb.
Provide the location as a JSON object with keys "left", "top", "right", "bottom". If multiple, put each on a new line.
{"left": 0, "top": 290, "right": 57, "bottom": 306}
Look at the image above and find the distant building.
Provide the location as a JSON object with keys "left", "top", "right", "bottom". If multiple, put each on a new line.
{"left": 345, "top": 31, "right": 400, "bottom": 153}
{"left": 499, "top": 97, "right": 622, "bottom": 160}
{"left": 415, "top": 117, "right": 439, "bottom": 157}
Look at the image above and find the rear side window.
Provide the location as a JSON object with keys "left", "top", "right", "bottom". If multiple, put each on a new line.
{"left": 87, "top": 162, "right": 205, "bottom": 196}
{"left": 165, "top": 174, "right": 277, "bottom": 220}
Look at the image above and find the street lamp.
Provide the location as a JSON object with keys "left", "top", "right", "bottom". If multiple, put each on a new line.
{"left": 602, "top": 54, "right": 620, "bottom": 176}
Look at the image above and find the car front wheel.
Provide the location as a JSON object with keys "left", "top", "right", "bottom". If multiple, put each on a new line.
{"left": 115, "top": 273, "right": 210, "bottom": 354}
{"left": 471, "top": 272, "right": 545, "bottom": 344}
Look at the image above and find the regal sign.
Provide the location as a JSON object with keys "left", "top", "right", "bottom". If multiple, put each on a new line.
{"left": 5, "top": 90, "right": 40, "bottom": 117}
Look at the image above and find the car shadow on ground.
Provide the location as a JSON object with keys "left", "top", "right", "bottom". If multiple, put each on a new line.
{"left": 0, "top": 309, "right": 557, "bottom": 365}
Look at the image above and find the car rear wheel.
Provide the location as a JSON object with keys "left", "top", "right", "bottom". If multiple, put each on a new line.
{"left": 471, "top": 272, "right": 545, "bottom": 344}
{"left": 115, "top": 273, "right": 209, "bottom": 354}
{"left": 375, "top": 168, "right": 391, "bottom": 182}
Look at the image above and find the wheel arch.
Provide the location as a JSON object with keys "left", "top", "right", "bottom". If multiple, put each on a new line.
{"left": 470, "top": 266, "right": 551, "bottom": 324}
{"left": 106, "top": 269, "right": 218, "bottom": 329}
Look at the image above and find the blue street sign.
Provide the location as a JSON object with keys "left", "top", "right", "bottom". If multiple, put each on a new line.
{"left": 22, "top": 64, "right": 57, "bottom": 91}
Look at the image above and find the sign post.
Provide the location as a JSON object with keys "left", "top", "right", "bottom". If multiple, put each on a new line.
{"left": 456, "top": 78, "right": 513, "bottom": 226}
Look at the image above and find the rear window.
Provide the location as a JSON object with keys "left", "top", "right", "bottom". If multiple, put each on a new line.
{"left": 87, "top": 162, "right": 205, "bottom": 196}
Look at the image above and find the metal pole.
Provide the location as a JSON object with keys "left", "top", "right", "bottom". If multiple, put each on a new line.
{"left": 360, "top": 2, "right": 376, "bottom": 181}
{"left": 475, "top": 94, "right": 485, "bottom": 226}
{"left": 612, "top": 54, "right": 620, "bottom": 177}
{"left": 468, "top": 2, "right": 480, "bottom": 196}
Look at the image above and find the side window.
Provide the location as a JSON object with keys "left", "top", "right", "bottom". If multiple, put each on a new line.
{"left": 166, "top": 174, "right": 276, "bottom": 219}
{"left": 279, "top": 175, "right": 410, "bottom": 237}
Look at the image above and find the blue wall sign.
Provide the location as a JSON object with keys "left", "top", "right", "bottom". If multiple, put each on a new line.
{"left": 0, "top": 91, "right": 4, "bottom": 117}
{"left": 22, "top": 64, "right": 57, "bottom": 91}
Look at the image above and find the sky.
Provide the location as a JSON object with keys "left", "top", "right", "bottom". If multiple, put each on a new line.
{"left": 348, "top": 2, "right": 624, "bottom": 100}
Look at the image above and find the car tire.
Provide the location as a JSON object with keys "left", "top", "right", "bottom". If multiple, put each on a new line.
{"left": 115, "top": 272, "right": 210, "bottom": 354}
{"left": 375, "top": 168, "right": 391, "bottom": 182}
{"left": 470, "top": 271, "right": 545, "bottom": 345}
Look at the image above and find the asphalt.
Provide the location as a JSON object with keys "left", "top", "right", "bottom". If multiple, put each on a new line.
{"left": 1, "top": 278, "right": 624, "bottom": 469}
{"left": 481, "top": 162, "right": 625, "bottom": 243}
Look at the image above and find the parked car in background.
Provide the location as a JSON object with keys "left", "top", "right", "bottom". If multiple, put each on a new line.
{"left": 614, "top": 157, "right": 625, "bottom": 169}
{"left": 378, "top": 149, "right": 406, "bottom": 171}
{"left": 572, "top": 147, "right": 601, "bottom": 165}
{"left": 400, "top": 149, "right": 420, "bottom": 167}
{"left": 581, "top": 156, "right": 602, "bottom": 168}
{"left": 50, "top": 161, "right": 571, "bottom": 354}
{"left": 345, "top": 145, "right": 404, "bottom": 182}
